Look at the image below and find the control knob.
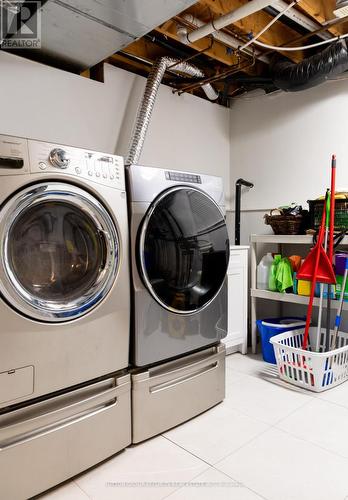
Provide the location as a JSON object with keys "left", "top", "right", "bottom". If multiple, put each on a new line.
{"left": 49, "top": 148, "right": 70, "bottom": 169}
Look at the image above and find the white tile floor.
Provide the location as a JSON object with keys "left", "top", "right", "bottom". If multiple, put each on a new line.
{"left": 40, "top": 353, "right": 348, "bottom": 500}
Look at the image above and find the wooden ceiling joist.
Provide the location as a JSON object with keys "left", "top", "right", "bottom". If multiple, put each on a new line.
{"left": 107, "top": 0, "right": 348, "bottom": 105}
{"left": 120, "top": 38, "right": 169, "bottom": 63}
{"left": 108, "top": 37, "right": 230, "bottom": 97}
{"left": 197, "top": 0, "right": 304, "bottom": 61}
{"left": 297, "top": 0, "right": 348, "bottom": 35}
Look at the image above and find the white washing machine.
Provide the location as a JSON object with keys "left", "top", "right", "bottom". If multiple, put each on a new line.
{"left": 0, "top": 135, "right": 131, "bottom": 500}
{"left": 127, "top": 164, "right": 229, "bottom": 442}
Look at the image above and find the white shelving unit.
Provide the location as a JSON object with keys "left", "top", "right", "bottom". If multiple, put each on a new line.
{"left": 250, "top": 234, "right": 348, "bottom": 354}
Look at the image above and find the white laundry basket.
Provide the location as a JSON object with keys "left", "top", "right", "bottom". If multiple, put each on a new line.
{"left": 270, "top": 327, "right": 348, "bottom": 392}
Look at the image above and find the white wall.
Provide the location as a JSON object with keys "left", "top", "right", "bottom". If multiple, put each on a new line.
{"left": 230, "top": 80, "right": 348, "bottom": 247}
{"left": 0, "top": 51, "right": 231, "bottom": 206}
{"left": 0, "top": 52, "right": 134, "bottom": 153}
{"left": 230, "top": 81, "right": 348, "bottom": 323}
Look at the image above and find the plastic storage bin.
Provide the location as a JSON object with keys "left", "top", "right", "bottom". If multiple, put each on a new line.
{"left": 256, "top": 317, "right": 306, "bottom": 364}
{"left": 335, "top": 253, "right": 348, "bottom": 276}
{"left": 270, "top": 327, "right": 348, "bottom": 392}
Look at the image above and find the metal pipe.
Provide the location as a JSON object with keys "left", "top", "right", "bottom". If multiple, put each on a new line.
{"left": 177, "top": 14, "right": 270, "bottom": 64}
{"left": 272, "top": 0, "right": 332, "bottom": 39}
{"left": 174, "top": 58, "right": 256, "bottom": 95}
{"left": 235, "top": 179, "right": 254, "bottom": 245}
{"left": 166, "top": 38, "right": 214, "bottom": 69}
{"left": 126, "top": 57, "right": 218, "bottom": 165}
{"left": 182, "top": 0, "right": 272, "bottom": 44}
{"left": 177, "top": 4, "right": 335, "bottom": 64}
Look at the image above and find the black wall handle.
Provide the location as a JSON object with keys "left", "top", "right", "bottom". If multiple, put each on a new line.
{"left": 235, "top": 178, "right": 254, "bottom": 246}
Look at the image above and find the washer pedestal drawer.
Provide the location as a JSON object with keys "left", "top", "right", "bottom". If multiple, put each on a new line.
{"left": 131, "top": 344, "right": 225, "bottom": 443}
{"left": 0, "top": 372, "right": 131, "bottom": 500}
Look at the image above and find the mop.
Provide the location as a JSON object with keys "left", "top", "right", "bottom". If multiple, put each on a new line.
{"left": 326, "top": 155, "right": 337, "bottom": 352}
{"left": 315, "top": 190, "right": 330, "bottom": 352}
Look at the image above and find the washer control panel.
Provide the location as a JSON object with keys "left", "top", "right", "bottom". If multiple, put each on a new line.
{"left": 0, "top": 135, "right": 30, "bottom": 176}
{"left": 28, "top": 140, "right": 125, "bottom": 190}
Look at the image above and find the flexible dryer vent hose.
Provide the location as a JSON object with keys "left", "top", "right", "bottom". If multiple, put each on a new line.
{"left": 126, "top": 57, "right": 218, "bottom": 165}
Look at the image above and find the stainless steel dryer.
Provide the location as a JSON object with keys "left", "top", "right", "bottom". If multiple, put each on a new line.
{"left": 0, "top": 135, "right": 131, "bottom": 499}
{"left": 127, "top": 164, "right": 229, "bottom": 442}
{"left": 127, "top": 164, "right": 229, "bottom": 367}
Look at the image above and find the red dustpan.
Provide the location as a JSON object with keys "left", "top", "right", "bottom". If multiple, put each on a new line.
{"left": 300, "top": 190, "right": 336, "bottom": 350}
{"left": 296, "top": 245, "right": 336, "bottom": 284}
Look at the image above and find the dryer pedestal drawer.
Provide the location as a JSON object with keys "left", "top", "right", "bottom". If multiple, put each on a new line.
{"left": 0, "top": 373, "right": 131, "bottom": 500}
{"left": 131, "top": 344, "right": 225, "bottom": 443}
{"left": 0, "top": 365, "right": 34, "bottom": 405}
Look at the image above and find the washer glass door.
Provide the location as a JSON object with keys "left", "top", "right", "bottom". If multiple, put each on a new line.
{"left": 0, "top": 182, "right": 119, "bottom": 322}
{"left": 138, "top": 186, "right": 229, "bottom": 314}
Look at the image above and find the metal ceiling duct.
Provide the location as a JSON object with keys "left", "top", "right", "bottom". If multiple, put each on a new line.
{"left": 126, "top": 57, "right": 218, "bottom": 165}
{"left": 4, "top": 0, "right": 197, "bottom": 70}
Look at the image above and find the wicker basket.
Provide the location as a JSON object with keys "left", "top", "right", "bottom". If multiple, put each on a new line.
{"left": 264, "top": 212, "right": 303, "bottom": 235}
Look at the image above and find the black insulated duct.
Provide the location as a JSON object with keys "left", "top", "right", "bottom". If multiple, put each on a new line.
{"left": 271, "top": 41, "right": 348, "bottom": 92}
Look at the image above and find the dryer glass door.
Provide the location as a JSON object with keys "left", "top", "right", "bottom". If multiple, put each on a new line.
{"left": 138, "top": 186, "right": 229, "bottom": 314}
{"left": 0, "top": 182, "right": 119, "bottom": 322}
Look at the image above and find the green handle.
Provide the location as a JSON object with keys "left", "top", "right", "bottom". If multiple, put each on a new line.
{"left": 325, "top": 189, "right": 330, "bottom": 229}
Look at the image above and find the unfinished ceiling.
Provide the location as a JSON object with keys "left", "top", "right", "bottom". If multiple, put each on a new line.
{"left": 106, "top": 0, "right": 348, "bottom": 106}
{"left": 2, "top": 1, "right": 348, "bottom": 106}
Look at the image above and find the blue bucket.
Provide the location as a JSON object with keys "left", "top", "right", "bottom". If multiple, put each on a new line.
{"left": 256, "top": 317, "right": 307, "bottom": 364}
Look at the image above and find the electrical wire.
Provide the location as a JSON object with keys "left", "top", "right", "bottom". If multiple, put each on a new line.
{"left": 253, "top": 34, "right": 348, "bottom": 51}
{"left": 239, "top": 0, "right": 301, "bottom": 53}
{"left": 238, "top": 0, "right": 348, "bottom": 54}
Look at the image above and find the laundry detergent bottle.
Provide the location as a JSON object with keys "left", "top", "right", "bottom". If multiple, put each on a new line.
{"left": 257, "top": 253, "right": 274, "bottom": 290}
{"left": 269, "top": 254, "right": 282, "bottom": 292}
